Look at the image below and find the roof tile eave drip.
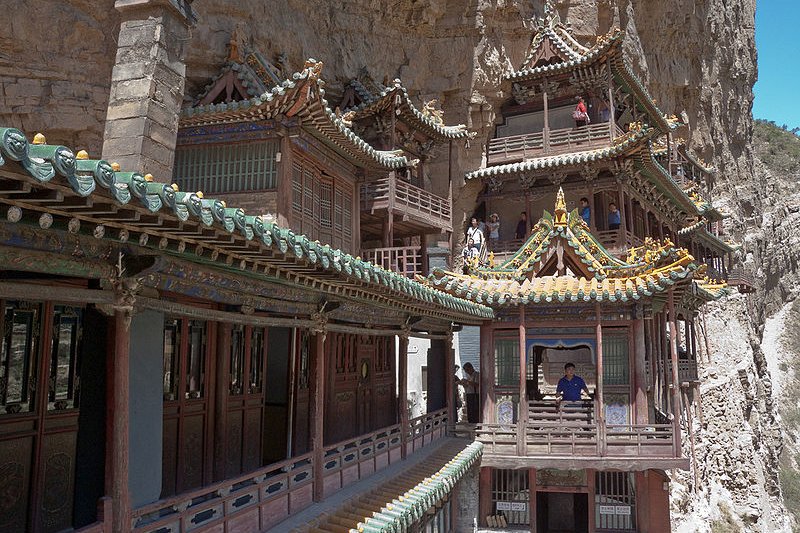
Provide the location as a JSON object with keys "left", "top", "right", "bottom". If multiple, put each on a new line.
{"left": 0, "top": 126, "right": 493, "bottom": 321}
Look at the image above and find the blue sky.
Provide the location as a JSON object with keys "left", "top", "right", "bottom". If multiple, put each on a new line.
{"left": 754, "top": 1, "right": 800, "bottom": 127}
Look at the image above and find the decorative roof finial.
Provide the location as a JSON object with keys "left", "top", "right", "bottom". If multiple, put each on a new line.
{"left": 554, "top": 186, "right": 567, "bottom": 226}
{"left": 542, "top": 0, "right": 561, "bottom": 27}
{"left": 227, "top": 29, "right": 241, "bottom": 62}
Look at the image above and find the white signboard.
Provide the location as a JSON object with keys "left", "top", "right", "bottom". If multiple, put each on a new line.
{"left": 496, "top": 501, "right": 527, "bottom": 512}
{"left": 599, "top": 505, "right": 631, "bottom": 515}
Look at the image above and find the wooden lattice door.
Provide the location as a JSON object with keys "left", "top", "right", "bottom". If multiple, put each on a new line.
{"left": 0, "top": 300, "right": 84, "bottom": 533}
{"left": 161, "top": 318, "right": 214, "bottom": 497}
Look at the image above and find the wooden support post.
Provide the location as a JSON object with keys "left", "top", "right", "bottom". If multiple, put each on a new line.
{"left": 617, "top": 180, "right": 627, "bottom": 248}
{"left": 310, "top": 330, "right": 326, "bottom": 502}
{"left": 700, "top": 308, "right": 712, "bottom": 364}
{"left": 446, "top": 331, "right": 456, "bottom": 426}
{"left": 480, "top": 322, "right": 495, "bottom": 424}
{"left": 595, "top": 305, "right": 605, "bottom": 455}
{"left": 668, "top": 291, "right": 682, "bottom": 455}
{"left": 529, "top": 468, "right": 537, "bottom": 533}
{"left": 633, "top": 318, "right": 648, "bottom": 424}
{"left": 682, "top": 384, "right": 699, "bottom": 492}
{"left": 588, "top": 183, "right": 596, "bottom": 232}
{"left": 607, "top": 57, "right": 616, "bottom": 139}
{"left": 518, "top": 306, "right": 527, "bottom": 456}
{"left": 399, "top": 334, "right": 409, "bottom": 458}
{"left": 587, "top": 468, "right": 597, "bottom": 533}
{"left": 479, "top": 467, "right": 492, "bottom": 527}
{"left": 277, "top": 129, "right": 294, "bottom": 228}
{"left": 110, "top": 287, "right": 134, "bottom": 533}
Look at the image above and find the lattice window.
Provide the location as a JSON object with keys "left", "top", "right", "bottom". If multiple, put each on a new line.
{"left": 186, "top": 320, "right": 206, "bottom": 399}
{"left": 163, "top": 318, "right": 180, "bottom": 401}
{"left": 174, "top": 139, "right": 279, "bottom": 194}
{"left": 1, "top": 301, "right": 41, "bottom": 414}
{"left": 494, "top": 337, "right": 519, "bottom": 387}
{"left": 491, "top": 469, "right": 530, "bottom": 526}
{"left": 603, "top": 332, "right": 630, "bottom": 386}
{"left": 595, "top": 471, "right": 636, "bottom": 531}
{"left": 229, "top": 325, "right": 245, "bottom": 396}
{"left": 249, "top": 327, "right": 265, "bottom": 394}
{"left": 48, "top": 306, "right": 82, "bottom": 410}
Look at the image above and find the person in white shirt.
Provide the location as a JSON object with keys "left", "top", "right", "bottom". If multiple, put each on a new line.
{"left": 459, "top": 362, "right": 480, "bottom": 423}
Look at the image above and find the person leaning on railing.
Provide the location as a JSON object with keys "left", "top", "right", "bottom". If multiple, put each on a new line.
{"left": 555, "top": 362, "right": 593, "bottom": 410}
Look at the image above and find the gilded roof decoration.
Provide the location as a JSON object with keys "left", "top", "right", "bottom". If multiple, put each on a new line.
{"left": 423, "top": 190, "right": 727, "bottom": 307}
{"left": 346, "top": 79, "right": 476, "bottom": 141}
{"left": 182, "top": 59, "right": 410, "bottom": 170}
{"left": 0, "top": 127, "right": 494, "bottom": 320}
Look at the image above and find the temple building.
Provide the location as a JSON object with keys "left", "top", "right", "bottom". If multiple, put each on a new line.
{"left": 0, "top": 1, "right": 750, "bottom": 533}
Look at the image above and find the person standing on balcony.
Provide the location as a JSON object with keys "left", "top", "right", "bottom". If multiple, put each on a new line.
{"left": 487, "top": 213, "right": 500, "bottom": 249}
{"left": 608, "top": 202, "right": 621, "bottom": 230}
{"left": 459, "top": 362, "right": 480, "bottom": 423}
{"left": 556, "top": 363, "right": 591, "bottom": 408}
{"left": 573, "top": 96, "right": 589, "bottom": 128}
{"left": 514, "top": 211, "right": 528, "bottom": 240}
{"left": 579, "top": 197, "right": 591, "bottom": 226}
{"left": 466, "top": 217, "right": 487, "bottom": 264}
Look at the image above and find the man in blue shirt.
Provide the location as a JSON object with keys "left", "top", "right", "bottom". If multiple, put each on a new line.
{"left": 579, "top": 197, "right": 591, "bottom": 226}
{"left": 556, "top": 362, "right": 591, "bottom": 404}
{"left": 608, "top": 202, "right": 621, "bottom": 230}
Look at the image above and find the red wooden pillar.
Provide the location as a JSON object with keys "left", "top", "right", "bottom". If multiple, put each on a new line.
{"left": 110, "top": 287, "right": 134, "bottom": 533}
{"left": 277, "top": 128, "right": 294, "bottom": 228}
{"left": 446, "top": 331, "right": 456, "bottom": 425}
{"left": 517, "top": 305, "right": 527, "bottom": 456}
{"left": 310, "top": 330, "right": 326, "bottom": 502}
{"left": 479, "top": 466, "right": 492, "bottom": 527}
{"left": 214, "top": 322, "right": 232, "bottom": 481}
{"left": 529, "top": 468, "right": 537, "bottom": 533}
{"left": 480, "top": 322, "right": 495, "bottom": 424}
{"left": 587, "top": 468, "right": 597, "bottom": 533}
{"left": 398, "top": 334, "right": 409, "bottom": 458}
{"left": 668, "top": 291, "right": 682, "bottom": 455}
{"left": 595, "top": 305, "right": 605, "bottom": 455}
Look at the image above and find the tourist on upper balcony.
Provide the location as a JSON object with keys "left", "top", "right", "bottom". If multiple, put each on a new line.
{"left": 514, "top": 211, "right": 528, "bottom": 240}
{"left": 556, "top": 363, "right": 591, "bottom": 407}
{"left": 573, "top": 96, "right": 590, "bottom": 128}
{"left": 487, "top": 213, "right": 500, "bottom": 248}
{"left": 467, "top": 217, "right": 485, "bottom": 251}
{"left": 459, "top": 362, "right": 480, "bottom": 423}
{"left": 608, "top": 202, "right": 621, "bottom": 230}
{"left": 579, "top": 197, "right": 591, "bottom": 226}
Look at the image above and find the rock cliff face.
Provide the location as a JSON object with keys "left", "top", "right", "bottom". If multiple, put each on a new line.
{"left": 2, "top": 0, "right": 796, "bottom": 530}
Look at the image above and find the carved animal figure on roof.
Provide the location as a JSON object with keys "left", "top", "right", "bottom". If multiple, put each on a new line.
{"left": 421, "top": 99, "right": 445, "bottom": 125}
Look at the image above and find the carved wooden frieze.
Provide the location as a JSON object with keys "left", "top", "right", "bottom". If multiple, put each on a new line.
{"left": 536, "top": 468, "right": 587, "bottom": 487}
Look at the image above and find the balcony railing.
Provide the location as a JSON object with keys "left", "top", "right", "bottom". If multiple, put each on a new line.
{"left": 130, "top": 410, "right": 448, "bottom": 533}
{"left": 488, "top": 124, "right": 622, "bottom": 165}
{"left": 644, "top": 359, "right": 700, "bottom": 387}
{"left": 360, "top": 175, "right": 452, "bottom": 231}
{"left": 362, "top": 246, "right": 423, "bottom": 278}
{"left": 728, "top": 267, "right": 756, "bottom": 293}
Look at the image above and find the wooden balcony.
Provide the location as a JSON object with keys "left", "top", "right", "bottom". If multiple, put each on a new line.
{"left": 467, "top": 401, "right": 683, "bottom": 470}
{"left": 130, "top": 409, "right": 449, "bottom": 533}
{"left": 728, "top": 267, "right": 756, "bottom": 293}
{"left": 362, "top": 246, "right": 423, "bottom": 278}
{"left": 645, "top": 359, "right": 700, "bottom": 387}
{"left": 360, "top": 175, "right": 452, "bottom": 239}
{"left": 487, "top": 124, "right": 622, "bottom": 165}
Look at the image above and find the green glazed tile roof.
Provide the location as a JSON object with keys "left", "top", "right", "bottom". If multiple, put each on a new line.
{"left": 465, "top": 125, "right": 656, "bottom": 180}
{"left": 0, "top": 127, "right": 494, "bottom": 321}
{"left": 348, "top": 79, "right": 476, "bottom": 141}
{"left": 181, "top": 60, "right": 409, "bottom": 171}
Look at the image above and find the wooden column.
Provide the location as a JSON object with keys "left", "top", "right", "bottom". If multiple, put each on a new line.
{"left": 398, "top": 334, "right": 409, "bottom": 458}
{"left": 529, "top": 468, "right": 537, "bottom": 533}
{"left": 310, "top": 330, "right": 326, "bottom": 502}
{"left": 607, "top": 57, "right": 616, "bottom": 140}
{"left": 480, "top": 322, "right": 495, "bottom": 423}
{"left": 682, "top": 384, "right": 699, "bottom": 491}
{"left": 633, "top": 318, "right": 648, "bottom": 424}
{"left": 587, "top": 469, "right": 597, "bottom": 533}
{"left": 277, "top": 129, "right": 294, "bottom": 228}
{"left": 617, "top": 180, "right": 627, "bottom": 247}
{"left": 668, "top": 291, "right": 682, "bottom": 455}
{"left": 110, "top": 286, "right": 135, "bottom": 533}
{"left": 595, "top": 304, "right": 605, "bottom": 455}
{"left": 588, "top": 183, "right": 596, "bottom": 232}
{"left": 479, "top": 466, "right": 492, "bottom": 527}
{"left": 446, "top": 331, "right": 456, "bottom": 425}
{"left": 518, "top": 305, "right": 527, "bottom": 456}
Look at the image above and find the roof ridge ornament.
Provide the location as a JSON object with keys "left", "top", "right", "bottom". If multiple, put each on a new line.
{"left": 554, "top": 187, "right": 567, "bottom": 226}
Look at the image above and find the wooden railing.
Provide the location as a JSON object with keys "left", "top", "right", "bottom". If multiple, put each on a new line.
{"left": 595, "top": 229, "right": 643, "bottom": 252}
{"left": 645, "top": 359, "right": 700, "bottom": 387}
{"left": 487, "top": 123, "right": 621, "bottom": 165}
{"left": 362, "top": 246, "right": 423, "bottom": 278}
{"left": 320, "top": 424, "right": 403, "bottom": 499}
{"left": 728, "top": 267, "right": 755, "bottom": 292}
{"left": 360, "top": 175, "right": 452, "bottom": 231}
{"left": 131, "top": 452, "right": 314, "bottom": 532}
{"left": 407, "top": 407, "right": 449, "bottom": 456}
{"left": 130, "top": 414, "right": 449, "bottom": 533}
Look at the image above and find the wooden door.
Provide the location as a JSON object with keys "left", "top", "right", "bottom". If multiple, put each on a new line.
{"left": 326, "top": 332, "right": 358, "bottom": 444}
{"left": 0, "top": 300, "right": 83, "bottom": 533}
{"left": 292, "top": 329, "right": 311, "bottom": 456}
{"left": 162, "top": 318, "right": 214, "bottom": 497}
{"left": 356, "top": 336, "right": 375, "bottom": 435}
{"left": 224, "top": 325, "right": 267, "bottom": 478}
